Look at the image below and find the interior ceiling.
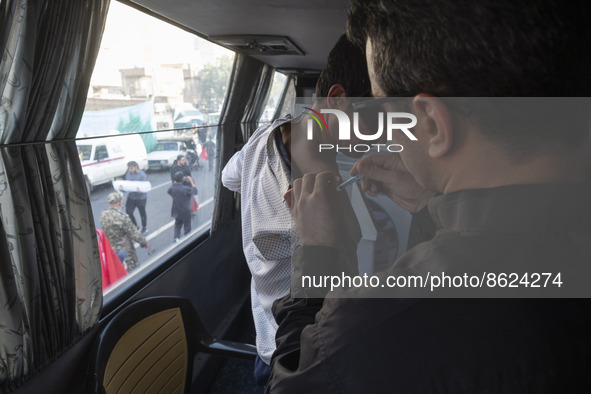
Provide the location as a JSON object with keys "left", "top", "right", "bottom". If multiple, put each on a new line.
{"left": 127, "top": 0, "right": 350, "bottom": 73}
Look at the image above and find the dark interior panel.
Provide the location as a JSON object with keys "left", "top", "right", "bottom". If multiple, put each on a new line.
{"left": 15, "top": 220, "right": 251, "bottom": 394}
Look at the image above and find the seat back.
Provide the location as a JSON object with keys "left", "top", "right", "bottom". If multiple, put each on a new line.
{"left": 90, "top": 297, "right": 198, "bottom": 394}
{"left": 102, "top": 307, "right": 189, "bottom": 393}
{"left": 89, "top": 296, "right": 257, "bottom": 394}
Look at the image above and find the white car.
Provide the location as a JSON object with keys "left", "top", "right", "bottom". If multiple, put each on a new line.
{"left": 147, "top": 139, "right": 197, "bottom": 170}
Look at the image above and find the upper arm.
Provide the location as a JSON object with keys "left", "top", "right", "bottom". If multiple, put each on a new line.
{"left": 221, "top": 149, "right": 244, "bottom": 191}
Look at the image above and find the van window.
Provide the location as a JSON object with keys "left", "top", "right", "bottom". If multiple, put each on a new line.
{"left": 78, "top": 145, "right": 92, "bottom": 161}
{"left": 95, "top": 145, "right": 109, "bottom": 161}
{"left": 79, "top": 1, "right": 235, "bottom": 297}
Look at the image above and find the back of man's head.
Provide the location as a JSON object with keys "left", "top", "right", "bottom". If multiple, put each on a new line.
{"left": 314, "top": 34, "right": 370, "bottom": 98}
{"left": 173, "top": 171, "right": 185, "bottom": 183}
{"left": 346, "top": 0, "right": 591, "bottom": 156}
{"left": 347, "top": 0, "right": 590, "bottom": 97}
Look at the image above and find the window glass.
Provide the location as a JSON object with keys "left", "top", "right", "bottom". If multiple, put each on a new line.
{"left": 79, "top": 1, "right": 234, "bottom": 296}
{"left": 154, "top": 142, "right": 179, "bottom": 151}
{"left": 95, "top": 145, "right": 109, "bottom": 160}
{"left": 276, "top": 78, "right": 296, "bottom": 120}
{"left": 259, "top": 72, "right": 288, "bottom": 125}
{"left": 78, "top": 145, "right": 92, "bottom": 161}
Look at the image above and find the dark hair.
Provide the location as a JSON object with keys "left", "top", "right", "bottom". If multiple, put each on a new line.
{"left": 177, "top": 154, "right": 184, "bottom": 161}
{"left": 127, "top": 161, "right": 138, "bottom": 167}
{"left": 314, "top": 34, "right": 370, "bottom": 98}
{"left": 347, "top": 0, "right": 591, "bottom": 97}
{"left": 173, "top": 171, "right": 185, "bottom": 182}
{"left": 346, "top": 0, "right": 591, "bottom": 152}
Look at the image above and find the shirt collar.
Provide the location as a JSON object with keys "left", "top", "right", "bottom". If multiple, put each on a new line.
{"left": 264, "top": 115, "right": 293, "bottom": 193}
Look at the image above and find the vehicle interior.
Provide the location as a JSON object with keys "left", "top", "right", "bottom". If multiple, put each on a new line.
{"left": 0, "top": 0, "right": 410, "bottom": 393}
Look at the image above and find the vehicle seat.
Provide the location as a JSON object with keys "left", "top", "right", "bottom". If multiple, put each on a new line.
{"left": 88, "top": 296, "right": 257, "bottom": 393}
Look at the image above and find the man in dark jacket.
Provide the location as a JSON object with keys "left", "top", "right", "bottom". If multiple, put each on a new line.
{"left": 167, "top": 171, "right": 197, "bottom": 242}
{"left": 170, "top": 154, "right": 193, "bottom": 184}
{"left": 267, "top": 0, "right": 591, "bottom": 392}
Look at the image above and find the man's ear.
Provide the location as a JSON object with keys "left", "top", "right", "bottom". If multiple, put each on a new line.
{"left": 326, "top": 83, "right": 347, "bottom": 109}
{"left": 412, "top": 94, "right": 454, "bottom": 158}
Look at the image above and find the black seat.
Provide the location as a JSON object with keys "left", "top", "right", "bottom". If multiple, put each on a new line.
{"left": 89, "top": 296, "right": 257, "bottom": 393}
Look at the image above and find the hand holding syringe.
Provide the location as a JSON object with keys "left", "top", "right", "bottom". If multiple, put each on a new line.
{"left": 336, "top": 174, "right": 363, "bottom": 190}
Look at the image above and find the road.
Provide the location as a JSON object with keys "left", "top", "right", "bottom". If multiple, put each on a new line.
{"left": 90, "top": 163, "right": 218, "bottom": 269}
{"left": 89, "top": 153, "right": 411, "bottom": 276}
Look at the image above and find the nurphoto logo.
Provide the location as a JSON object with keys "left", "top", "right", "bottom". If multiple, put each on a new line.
{"left": 303, "top": 108, "right": 418, "bottom": 153}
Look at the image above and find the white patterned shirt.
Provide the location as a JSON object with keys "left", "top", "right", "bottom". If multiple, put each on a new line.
{"left": 222, "top": 116, "right": 294, "bottom": 365}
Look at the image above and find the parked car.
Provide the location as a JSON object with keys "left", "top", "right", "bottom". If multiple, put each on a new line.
{"left": 147, "top": 138, "right": 198, "bottom": 170}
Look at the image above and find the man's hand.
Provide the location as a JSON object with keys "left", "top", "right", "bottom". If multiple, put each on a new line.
{"left": 284, "top": 172, "right": 342, "bottom": 248}
{"left": 350, "top": 154, "right": 435, "bottom": 213}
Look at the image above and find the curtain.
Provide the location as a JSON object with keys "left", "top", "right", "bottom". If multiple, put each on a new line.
{"left": 219, "top": 54, "right": 266, "bottom": 126}
{"left": 0, "top": 0, "right": 110, "bottom": 390}
{"left": 241, "top": 64, "right": 274, "bottom": 124}
{"left": 0, "top": 142, "right": 102, "bottom": 390}
{"left": 0, "top": 0, "right": 110, "bottom": 143}
{"left": 275, "top": 76, "right": 296, "bottom": 120}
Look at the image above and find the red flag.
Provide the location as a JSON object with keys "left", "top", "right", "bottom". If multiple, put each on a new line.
{"left": 97, "top": 229, "right": 128, "bottom": 291}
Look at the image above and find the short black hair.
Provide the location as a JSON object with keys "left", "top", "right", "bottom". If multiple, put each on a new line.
{"left": 173, "top": 171, "right": 185, "bottom": 182}
{"left": 347, "top": 0, "right": 591, "bottom": 97}
{"left": 127, "top": 161, "right": 138, "bottom": 167}
{"left": 346, "top": 0, "right": 591, "bottom": 153}
{"left": 314, "top": 34, "right": 370, "bottom": 98}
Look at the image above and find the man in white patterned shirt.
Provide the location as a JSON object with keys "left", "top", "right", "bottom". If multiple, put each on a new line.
{"left": 221, "top": 34, "right": 371, "bottom": 387}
